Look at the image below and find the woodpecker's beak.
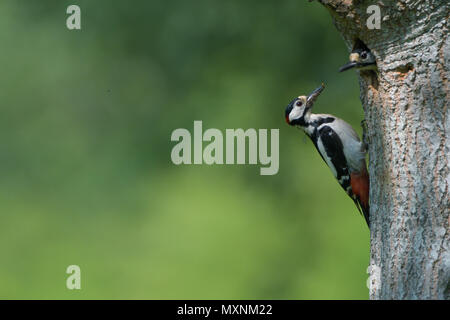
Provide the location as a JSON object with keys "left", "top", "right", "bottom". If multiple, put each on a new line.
{"left": 339, "top": 61, "right": 358, "bottom": 72}
{"left": 306, "top": 83, "right": 325, "bottom": 107}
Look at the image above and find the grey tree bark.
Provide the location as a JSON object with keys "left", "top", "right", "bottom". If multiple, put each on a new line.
{"left": 316, "top": 0, "right": 449, "bottom": 299}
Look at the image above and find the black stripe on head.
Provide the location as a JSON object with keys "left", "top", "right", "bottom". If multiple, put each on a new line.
{"left": 285, "top": 99, "right": 295, "bottom": 119}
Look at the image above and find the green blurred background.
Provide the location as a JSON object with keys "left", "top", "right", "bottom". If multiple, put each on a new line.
{"left": 0, "top": 0, "right": 369, "bottom": 299}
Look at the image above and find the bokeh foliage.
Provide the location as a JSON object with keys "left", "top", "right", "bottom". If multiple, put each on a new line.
{"left": 0, "top": 0, "right": 369, "bottom": 299}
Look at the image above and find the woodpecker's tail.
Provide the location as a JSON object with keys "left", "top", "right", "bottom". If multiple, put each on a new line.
{"left": 352, "top": 197, "right": 370, "bottom": 227}
{"left": 350, "top": 165, "right": 370, "bottom": 228}
{"left": 359, "top": 200, "right": 370, "bottom": 228}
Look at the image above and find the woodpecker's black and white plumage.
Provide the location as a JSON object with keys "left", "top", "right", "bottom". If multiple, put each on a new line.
{"left": 339, "top": 46, "right": 377, "bottom": 72}
{"left": 285, "top": 84, "right": 370, "bottom": 227}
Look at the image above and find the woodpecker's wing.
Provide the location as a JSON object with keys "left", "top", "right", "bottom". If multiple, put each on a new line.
{"left": 315, "top": 125, "right": 352, "bottom": 195}
{"left": 331, "top": 118, "right": 366, "bottom": 172}
{"left": 332, "top": 118, "right": 360, "bottom": 142}
{"left": 316, "top": 125, "right": 370, "bottom": 226}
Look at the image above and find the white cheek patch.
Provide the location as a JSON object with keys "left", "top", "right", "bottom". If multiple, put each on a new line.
{"left": 289, "top": 106, "right": 304, "bottom": 122}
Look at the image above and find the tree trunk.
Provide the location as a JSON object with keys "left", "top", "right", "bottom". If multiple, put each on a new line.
{"left": 317, "top": 0, "right": 449, "bottom": 299}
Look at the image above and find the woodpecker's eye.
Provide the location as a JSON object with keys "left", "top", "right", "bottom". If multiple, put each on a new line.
{"left": 361, "top": 52, "right": 368, "bottom": 59}
{"left": 296, "top": 101, "right": 303, "bottom": 107}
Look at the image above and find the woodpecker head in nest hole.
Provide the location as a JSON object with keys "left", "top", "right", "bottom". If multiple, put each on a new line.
{"left": 339, "top": 40, "right": 377, "bottom": 72}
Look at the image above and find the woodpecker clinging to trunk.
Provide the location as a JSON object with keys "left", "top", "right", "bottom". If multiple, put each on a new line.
{"left": 339, "top": 45, "right": 376, "bottom": 72}
{"left": 285, "top": 84, "right": 370, "bottom": 227}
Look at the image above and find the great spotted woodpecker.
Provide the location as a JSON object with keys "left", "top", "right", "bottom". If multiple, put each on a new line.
{"left": 285, "top": 84, "right": 370, "bottom": 227}
{"left": 339, "top": 45, "right": 376, "bottom": 72}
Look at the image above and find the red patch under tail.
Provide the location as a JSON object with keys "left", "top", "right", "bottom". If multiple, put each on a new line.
{"left": 350, "top": 165, "right": 370, "bottom": 227}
